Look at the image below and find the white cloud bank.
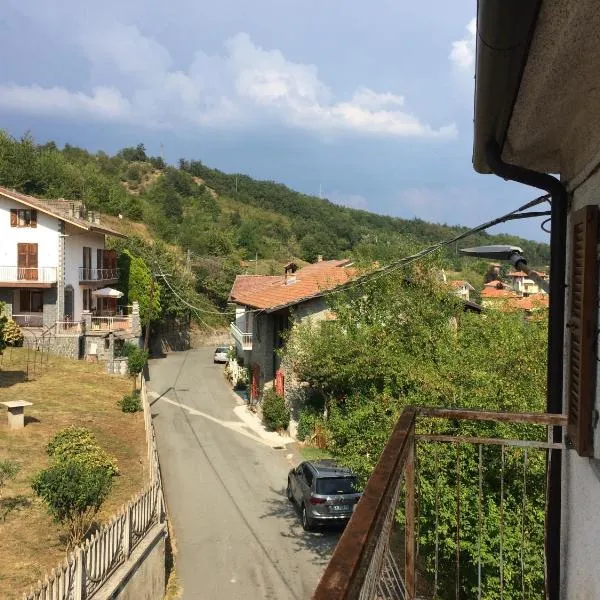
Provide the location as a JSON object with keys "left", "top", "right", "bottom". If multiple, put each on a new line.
{"left": 449, "top": 18, "right": 476, "bottom": 71}
{"left": 0, "top": 26, "right": 456, "bottom": 140}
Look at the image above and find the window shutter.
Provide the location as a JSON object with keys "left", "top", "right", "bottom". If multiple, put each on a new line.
{"left": 30, "top": 210, "right": 37, "bottom": 228}
{"left": 567, "top": 205, "right": 599, "bottom": 456}
{"left": 10, "top": 209, "right": 17, "bottom": 227}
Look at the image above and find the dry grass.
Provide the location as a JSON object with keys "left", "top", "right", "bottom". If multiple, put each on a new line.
{"left": 0, "top": 348, "right": 147, "bottom": 599}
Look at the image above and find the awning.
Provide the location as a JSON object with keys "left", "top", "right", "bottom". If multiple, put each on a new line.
{"left": 91, "top": 287, "right": 124, "bottom": 298}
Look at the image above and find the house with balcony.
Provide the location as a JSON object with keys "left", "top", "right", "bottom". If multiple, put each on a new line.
{"left": 0, "top": 186, "right": 139, "bottom": 358}
{"left": 228, "top": 259, "right": 355, "bottom": 398}
{"left": 314, "top": 2, "right": 600, "bottom": 599}
{"left": 507, "top": 270, "right": 548, "bottom": 297}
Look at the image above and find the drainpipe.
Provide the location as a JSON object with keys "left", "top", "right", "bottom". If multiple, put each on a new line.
{"left": 485, "top": 141, "right": 566, "bottom": 600}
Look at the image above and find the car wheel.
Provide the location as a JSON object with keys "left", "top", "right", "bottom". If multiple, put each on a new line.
{"left": 301, "top": 504, "right": 314, "bottom": 531}
{"left": 286, "top": 479, "right": 294, "bottom": 502}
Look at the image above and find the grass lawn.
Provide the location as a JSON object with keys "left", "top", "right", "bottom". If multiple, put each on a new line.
{"left": 0, "top": 347, "right": 147, "bottom": 599}
{"left": 298, "top": 445, "right": 335, "bottom": 462}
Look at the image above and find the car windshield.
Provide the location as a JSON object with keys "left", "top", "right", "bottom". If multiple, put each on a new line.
{"left": 316, "top": 476, "right": 359, "bottom": 495}
{"left": 216, "top": 347, "right": 228, "bottom": 353}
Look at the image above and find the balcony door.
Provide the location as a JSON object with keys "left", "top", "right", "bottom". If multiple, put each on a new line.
{"left": 17, "top": 243, "right": 38, "bottom": 280}
{"left": 83, "top": 247, "right": 92, "bottom": 280}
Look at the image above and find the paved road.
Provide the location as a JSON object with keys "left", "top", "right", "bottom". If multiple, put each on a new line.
{"left": 147, "top": 348, "right": 339, "bottom": 600}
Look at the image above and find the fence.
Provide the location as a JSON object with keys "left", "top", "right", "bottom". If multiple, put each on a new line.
{"left": 78, "top": 267, "right": 120, "bottom": 282}
{"left": 12, "top": 314, "right": 44, "bottom": 328}
{"left": 23, "top": 377, "right": 165, "bottom": 600}
{"left": 313, "top": 406, "right": 567, "bottom": 600}
{"left": 89, "top": 316, "right": 132, "bottom": 332}
{"left": 0, "top": 266, "right": 57, "bottom": 283}
{"left": 56, "top": 320, "right": 84, "bottom": 334}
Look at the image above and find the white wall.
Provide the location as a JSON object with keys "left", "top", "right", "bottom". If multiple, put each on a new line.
{"left": 561, "top": 167, "right": 600, "bottom": 598}
{"left": 63, "top": 225, "right": 106, "bottom": 320}
{"left": 0, "top": 196, "right": 59, "bottom": 269}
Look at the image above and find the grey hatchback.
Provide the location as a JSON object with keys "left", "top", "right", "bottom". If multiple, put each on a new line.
{"left": 287, "top": 460, "right": 362, "bottom": 531}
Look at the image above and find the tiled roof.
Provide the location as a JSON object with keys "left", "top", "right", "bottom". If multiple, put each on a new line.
{"left": 483, "top": 279, "right": 506, "bottom": 287}
{"left": 229, "top": 259, "right": 356, "bottom": 311}
{"left": 508, "top": 271, "right": 528, "bottom": 277}
{"left": 0, "top": 186, "right": 126, "bottom": 238}
{"left": 480, "top": 287, "right": 517, "bottom": 298}
{"left": 449, "top": 280, "right": 474, "bottom": 290}
{"left": 506, "top": 294, "right": 549, "bottom": 311}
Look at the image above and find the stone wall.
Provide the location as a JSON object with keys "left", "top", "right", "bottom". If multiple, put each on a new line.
{"left": 42, "top": 287, "right": 58, "bottom": 328}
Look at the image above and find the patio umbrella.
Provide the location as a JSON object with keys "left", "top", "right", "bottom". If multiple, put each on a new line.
{"left": 91, "top": 287, "right": 124, "bottom": 298}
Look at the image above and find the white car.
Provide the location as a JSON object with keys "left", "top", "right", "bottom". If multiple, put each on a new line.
{"left": 213, "top": 347, "right": 229, "bottom": 364}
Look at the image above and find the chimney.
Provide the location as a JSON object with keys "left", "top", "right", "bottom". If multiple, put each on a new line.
{"left": 317, "top": 254, "right": 323, "bottom": 262}
{"left": 284, "top": 262, "right": 298, "bottom": 285}
{"left": 68, "top": 204, "right": 74, "bottom": 218}
{"left": 94, "top": 213, "right": 101, "bottom": 225}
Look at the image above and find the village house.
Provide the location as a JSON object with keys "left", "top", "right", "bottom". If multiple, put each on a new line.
{"left": 0, "top": 186, "right": 141, "bottom": 362}
{"left": 228, "top": 259, "right": 355, "bottom": 398}
{"left": 447, "top": 279, "right": 474, "bottom": 301}
{"left": 507, "top": 269, "right": 548, "bottom": 296}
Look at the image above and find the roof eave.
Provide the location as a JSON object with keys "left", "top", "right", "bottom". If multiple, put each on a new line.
{"left": 472, "top": 0, "right": 543, "bottom": 174}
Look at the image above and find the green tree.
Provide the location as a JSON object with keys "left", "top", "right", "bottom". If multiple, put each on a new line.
{"left": 118, "top": 250, "right": 161, "bottom": 324}
{"left": 32, "top": 462, "right": 113, "bottom": 549}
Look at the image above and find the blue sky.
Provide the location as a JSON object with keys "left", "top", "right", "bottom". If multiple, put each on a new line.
{"left": 0, "top": 0, "right": 548, "bottom": 242}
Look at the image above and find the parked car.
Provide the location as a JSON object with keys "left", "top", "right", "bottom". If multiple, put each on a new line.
{"left": 213, "top": 346, "right": 229, "bottom": 364}
{"left": 287, "top": 460, "right": 362, "bottom": 531}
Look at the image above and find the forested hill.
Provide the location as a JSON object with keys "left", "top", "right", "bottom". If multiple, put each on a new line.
{"left": 0, "top": 131, "right": 549, "bottom": 313}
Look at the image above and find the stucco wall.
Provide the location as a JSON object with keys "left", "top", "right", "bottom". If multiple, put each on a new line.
{"left": 561, "top": 168, "right": 600, "bottom": 598}
{"left": 0, "top": 196, "right": 60, "bottom": 270}
{"left": 64, "top": 225, "right": 107, "bottom": 320}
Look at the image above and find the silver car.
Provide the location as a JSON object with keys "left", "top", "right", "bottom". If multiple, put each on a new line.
{"left": 286, "top": 460, "right": 362, "bottom": 531}
{"left": 213, "top": 346, "right": 229, "bottom": 364}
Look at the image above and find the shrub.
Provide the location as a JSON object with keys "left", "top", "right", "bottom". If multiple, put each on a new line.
{"left": 0, "top": 459, "right": 20, "bottom": 501}
{"left": 3, "top": 319, "right": 24, "bottom": 346}
{"left": 297, "top": 409, "right": 319, "bottom": 442}
{"left": 118, "top": 391, "right": 142, "bottom": 413}
{"left": 261, "top": 389, "right": 290, "bottom": 431}
{"left": 127, "top": 347, "right": 149, "bottom": 376}
{"left": 47, "top": 427, "right": 119, "bottom": 476}
{"left": 118, "top": 341, "right": 138, "bottom": 357}
{"left": 32, "top": 461, "right": 113, "bottom": 549}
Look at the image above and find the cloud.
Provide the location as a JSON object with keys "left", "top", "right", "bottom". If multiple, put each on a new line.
{"left": 0, "top": 84, "right": 130, "bottom": 120}
{"left": 0, "top": 27, "right": 456, "bottom": 140}
{"left": 449, "top": 18, "right": 476, "bottom": 71}
{"left": 327, "top": 191, "right": 370, "bottom": 211}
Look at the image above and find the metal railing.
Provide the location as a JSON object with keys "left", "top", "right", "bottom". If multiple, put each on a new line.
{"left": 23, "top": 377, "right": 165, "bottom": 600}
{"left": 90, "top": 316, "right": 132, "bottom": 332}
{"left": 0, "top": 266, "right": 57, "bottom": 283}
{"left": 12, "top": 313, "right": 44, "bottom": 327}
{"left": 313, "top": 406, "right": 567, "bottom": 600}
{"left": 56, "top": 320, "right": 84, "bottom": 334}
{"left": 230, "top": 322, "right": 253, "bottom": 350}
{"left": 79, "top": 267, "right": 120, "bottom": 282}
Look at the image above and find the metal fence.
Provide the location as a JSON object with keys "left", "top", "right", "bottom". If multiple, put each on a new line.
{"left": 23, "top": 377, "right": 165, "bottom": 600}
{"left": 78, "top": 268, "right": 120, "bottom": 282}
{"left": 313, "top": 406, "right": 567, "bottom": 600}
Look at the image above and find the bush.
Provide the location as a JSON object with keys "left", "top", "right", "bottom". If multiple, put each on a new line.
{"left": 118, "top": 391, "right": 142, "bottom": 413}
{"left": 118, "top": 341, "right": 138, "bottom": 357}
{"left": 297, "top": 409, "right": 319, "bottom": 442}
{"left": 32, "top": 461, "right": 113, "bottom": 549}
{"left": 3, "top": 319, "right": 24, "bottom": 346}
{"left": 0, "top": 459, "right": 20, "bottom": 501}
{"left": 127, "top": 347, "right": 149, "bottom": 376}
{"left": 261, "top": 389, "right": 290, "bottom": 431}
{"left": 47, "top": 427, "right": 119, "bottom": 476}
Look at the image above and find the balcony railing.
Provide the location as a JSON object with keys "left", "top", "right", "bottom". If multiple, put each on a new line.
{"left": 12, "top": 313, "right": 44, "bottom": 327}
{"left": 0, "top": 266, "right": 57, "bottom": 283}
{"left": 313, "top": 406, "right": 567, "bottom": 600}
{"left": 79, "top": 267, "right": 120, "bottom": 282}
{"left": 56, "top": 320, "right": 84, "bottom": 334}
{"left": 89, "top": 315, "right": 132, "bottom": 332}
{"left": 230, "top": 322, "right": 253, "bottom": 350}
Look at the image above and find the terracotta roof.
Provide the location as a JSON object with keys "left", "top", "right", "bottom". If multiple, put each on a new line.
{"left": 0, "top": 186, "right": 126, "bottom": 238}
{"left": 480, "top": 287, "right": 518, "bottom": 298}
{"left": 449, "top": 280, "right": 474, "bottom": 290}
{"left": 483, "top": 279, "right": 505, "bottom": 287}
{"left": 229, "top": 259, "right": 356, "bottom": 311}
{"left": 506, "top": 293, "right": 549, "bottom": 311}
{"left": 508, "top": 271, "right": 528, "bottom": 277}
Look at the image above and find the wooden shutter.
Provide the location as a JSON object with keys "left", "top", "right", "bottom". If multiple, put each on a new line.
{"left": 567, "top": 205, "right": 599, "bottom": 456}
{"left": 10, "top": 209, "right": 17, "bottom": 227}
{"left": 30, "top": 210, "right": 37, "bottom": 228}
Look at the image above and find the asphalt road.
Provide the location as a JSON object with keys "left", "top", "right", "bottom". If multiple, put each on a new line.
{"left": 147, "top": 348, "right": 340, "bottom": 600}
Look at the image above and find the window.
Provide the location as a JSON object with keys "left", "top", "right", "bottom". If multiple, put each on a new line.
{"left": 302, "top": 465, "right": 314, "bottom": 487}
{"left": 19, "top": 290, "right": 43, "bottom": 313}
{"left": 83, "top": 247, "right": 92, "bottom": 280}
{"left": 316, "top": 477, "right": 359, "bottom": 495}
{"left": 82, "top": 288, "right": 93, "bottom": 312}
{"left": 17, "top": 243, "right": 38, "bottom": 280}
{"left": 10, "top": 209, "right": 37, "bottom": 228}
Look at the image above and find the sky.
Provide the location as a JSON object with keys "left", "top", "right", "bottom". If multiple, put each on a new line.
{"left": 0, "top": 0, "right": 549, "bottom": 243}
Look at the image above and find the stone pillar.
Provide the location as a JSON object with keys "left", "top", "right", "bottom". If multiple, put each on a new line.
{"left": 131, "top": 301, "right": 141, "bottom": 336}
{"left": 82, "top": 310, "right": 92, "bottom": 332}
{"left": 57, "top": 220, "right": 65, "bottom": 321}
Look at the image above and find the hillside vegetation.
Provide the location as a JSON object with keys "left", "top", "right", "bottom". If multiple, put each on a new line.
{"left": 0, "top": 131, "right": 550, "bottom": 318}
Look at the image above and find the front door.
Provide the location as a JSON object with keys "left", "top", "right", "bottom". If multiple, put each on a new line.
{"left": 17, "top": 243, "right": 38, "bottom": 280}
{"left": 64, "top": 287, "right": 74, "bottom": 320}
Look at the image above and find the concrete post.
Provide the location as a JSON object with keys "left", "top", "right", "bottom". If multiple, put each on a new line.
{"left": 82, "top": 310, "right": 92, "bottom": 332}
{"left": 123, "top": 504, "right": 131, "bottom": 559}
{"left": 74, "top": 547, "right": 84, "bottom": 600}
{"left": 131, "top": 301, "right": 141, "bottom": 336}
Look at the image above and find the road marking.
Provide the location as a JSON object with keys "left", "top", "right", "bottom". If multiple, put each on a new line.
{"left": 148, "top": 391, "right": 284, "bottom": 449}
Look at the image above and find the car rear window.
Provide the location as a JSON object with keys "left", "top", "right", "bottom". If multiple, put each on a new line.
{"left": 316, "top": 476, "right": 359, "bottom": 495}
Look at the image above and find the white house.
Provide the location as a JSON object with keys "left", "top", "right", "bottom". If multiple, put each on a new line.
{"left": 448, "top": 279, "right": 475, "bottom": 301}
{"left": 0, "top": 186, "right": 125, "bottom": 330}
{"left": 507, "top": 270, "right": 548, "bottom": 296}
